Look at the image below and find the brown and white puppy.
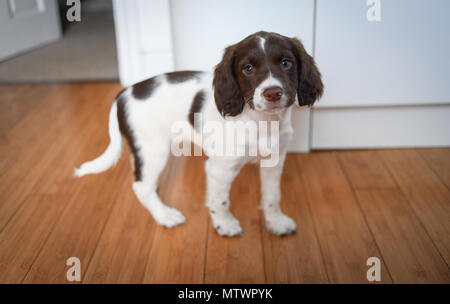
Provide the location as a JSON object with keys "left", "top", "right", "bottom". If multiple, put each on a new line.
{"left": 75, "top": 31, "right": 323, "bottom": 237}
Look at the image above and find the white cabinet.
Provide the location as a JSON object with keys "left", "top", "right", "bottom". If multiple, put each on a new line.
{"left": 315, "top": 0, "right": 450, "bottom": 107}
{"left": 311, "top": 0, "right": 450, "bottom": 148}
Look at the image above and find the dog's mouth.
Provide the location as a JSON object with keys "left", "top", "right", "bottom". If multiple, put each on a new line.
{"left": 254, "top": 103, "right": 283, "bottom": 113}
{"left": 253, "top": 95, "right": 290, "bottom": 113}
{"left": 264, "top": 101, "right": 282, "bottom": 109}
{"left": 259, "top": 100, "right": 285, "bottom": 113}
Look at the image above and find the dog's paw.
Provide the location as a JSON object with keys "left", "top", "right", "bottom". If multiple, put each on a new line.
{"left": 154, "top": 206, "right": 186, "bottom": 228}
{"left": 265, "top": 213, "right": 297, "bottom": 236}
{"left": 212, "top": 214, "right": 242, "bottom": 237}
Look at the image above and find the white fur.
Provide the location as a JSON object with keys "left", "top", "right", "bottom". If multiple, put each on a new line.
{"left": 75, "top": 72, "right": 296, "bottom": 236}
{"left": 74, "top": 102, "right": 122, "bottom": 177}
{"left": 258, "top": 36, "right": 266, "bottom": 53}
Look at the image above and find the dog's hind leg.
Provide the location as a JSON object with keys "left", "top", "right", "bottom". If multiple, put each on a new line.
{"left": 131, "top": 137, "right": 186, "bottom": 228}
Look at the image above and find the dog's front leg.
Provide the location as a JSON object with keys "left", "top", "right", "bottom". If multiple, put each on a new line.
{"left": 205, "top": 156, "right": 246, "bottom": 237}
{"left": 260, "top": 151, "right": 297, "bottom": 236}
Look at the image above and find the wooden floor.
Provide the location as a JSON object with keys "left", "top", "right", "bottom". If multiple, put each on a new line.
{"left": 0, "top": 83, "right": 449, "bottom": 284}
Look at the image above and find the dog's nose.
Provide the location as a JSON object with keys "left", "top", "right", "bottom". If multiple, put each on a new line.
{"left": 263, "top": 86, "right": 283, "bottom": 102}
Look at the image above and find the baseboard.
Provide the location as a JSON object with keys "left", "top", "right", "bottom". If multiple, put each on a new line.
{"left": 311, "top": 104, "right": 450, "bottom": 149}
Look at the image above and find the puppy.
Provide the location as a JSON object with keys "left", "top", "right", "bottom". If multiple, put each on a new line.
{"left": 75, "top": 31, "right": 323, "bottom": 237}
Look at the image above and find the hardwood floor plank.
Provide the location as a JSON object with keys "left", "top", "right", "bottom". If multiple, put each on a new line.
{"left": 204, "top": 164, "right": 265, "bottom": 284}
{"left": 0, "top": 85, "right": 71, "bottom": 172}
{"left": 261, "top": 155, "right": 328, "bottom": 283}
{"left": 337, "top": 151, "right": 397, "bottom": 189}
{"left": 295, "top": 152, "right": 392, "bottom": 283}
{"left": 0, "top": 83, "right": 121, "bottom": 283}
{"left": 82, "top": 153, "right": 176, "bottom": 284}
{"left": 21, "top": 162, "right": 128, "bottom": 283}
{"left": 20, "top": 86, "right": 124, "bottom": 284}
{"left": 1, "top": 84, "right": 83, "bottom": 154}
{"left": 339, "top": 150, "right": 449, "bottom": 283}
{"left": 0, "top": 84, "right": 119, "bottom": 231}
{"left": 0, "top": 115, "right": 109, "bottom": 283}
{"left": 377, "top": 150, "right": 450, "bottom": 265}
{"left": 87, "top": 189, "right": 153, "bottom": 284}
{"left": 143, "top": 156, "right": 209, "bottom": 284}
{"left": 0, "top": 85, "right": 39, "bottom": 136}
{"left": 417, "top": 148, "right": 450, "bottom": 189}
{"left": 355, "top": 189, "right": 450, "bottom": 283}
{"left": 338, "top": 151, "right": 449, "bottom": 283}
{"left": 0, "top": 192, "right": 69, "bottom": 283}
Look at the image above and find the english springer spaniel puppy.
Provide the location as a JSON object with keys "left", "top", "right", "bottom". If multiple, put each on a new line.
{"left": 75, "top": 31, "right": 323, "bottom": 237}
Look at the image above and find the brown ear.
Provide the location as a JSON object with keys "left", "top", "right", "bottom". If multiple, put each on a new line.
{"left": 290, "top": 38, "right": 323, "bottom": 106}
{"left": 213, "top": 45, "right": 244, "bottom": 116}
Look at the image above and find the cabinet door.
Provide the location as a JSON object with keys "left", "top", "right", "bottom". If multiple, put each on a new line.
{"left": 0, "top": 0, "right": 61, "bottom": 61}
{"left": 315, "top": 0, "right": 450, "bottom": 107}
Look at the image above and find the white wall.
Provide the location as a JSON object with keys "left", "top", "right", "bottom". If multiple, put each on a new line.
{"left": 170, "top": 0, "right": 314, "bottom": 71}
{"left": 113, "top": 0, "right": 174, "bottom": 87}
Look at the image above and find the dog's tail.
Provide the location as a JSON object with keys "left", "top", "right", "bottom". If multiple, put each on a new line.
{"left": 74, "top": 101, "right": 123, "bottom": 178}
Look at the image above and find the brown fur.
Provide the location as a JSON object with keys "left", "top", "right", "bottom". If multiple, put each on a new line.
{"left": 166, "top": 71, "right": 202, "bottom": 84}
{"left": 132, "top": 77, "right": 159, "bottom": 100}
{"left": 188, "top": 90, "right": 206, "bottom": 129}
{"left": 116, "top": 92, "right": 143, "bottom": 181}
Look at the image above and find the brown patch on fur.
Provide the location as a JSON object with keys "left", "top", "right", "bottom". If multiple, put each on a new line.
{"left": 166, "top": 71, "right": 202, "bottom": 84}
{"left": 288, "top": 37, "right": 323, "bottom": 106}
{"left": 213, "top": 43, "right": 246, "bottom": 116}
{"left": 132, "top": 77, "right": 159, "bottom": 100}
{"left": 188, "top": 90, "right": 206, "bottom": 129}
{"left": 116, "top": 92, "right": 143, "bottom": 181}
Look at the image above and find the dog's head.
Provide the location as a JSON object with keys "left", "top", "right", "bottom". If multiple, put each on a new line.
{"left": 213, "top": 31, "right": 323, "bottom": 116}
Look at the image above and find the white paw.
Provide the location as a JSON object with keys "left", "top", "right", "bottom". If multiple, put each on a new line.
{"left": 153, "top": 206, "right": 186, "bottom": 228}
{"left": 212, "top": 214, "right": 242, "bottom": 237}
{"left": 265, "top": 212, "right": 297, "bottom": 236}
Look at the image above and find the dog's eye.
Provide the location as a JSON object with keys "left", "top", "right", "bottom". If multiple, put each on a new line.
{"left": 280, "top": 58, "right": 292, "bottom": 70}
{"left": 243, "top": 64, "right": 254, "bottom": 75}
